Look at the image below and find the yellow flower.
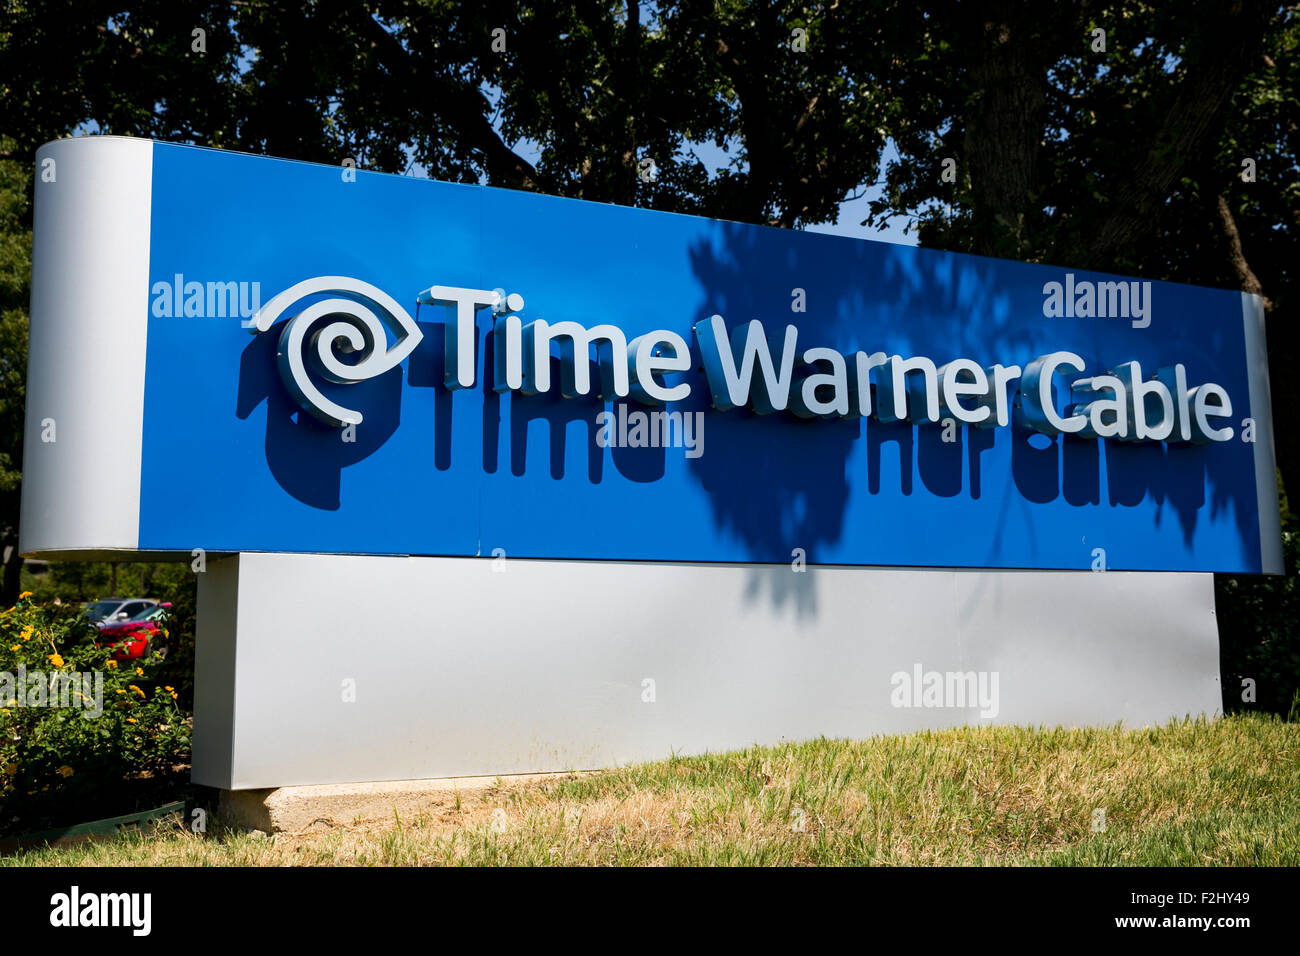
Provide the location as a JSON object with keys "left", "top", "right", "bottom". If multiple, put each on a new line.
{"left": 135, "top": 667, "right": 143, "bottom": 677}
{"left": 48, "top": 653, "right": 65, "bottom": 668}
{"left": 17, "top": 592, "right": 31, "bottom": 600}
{"left": 170, "top": 692, "right": 178, "bottom": 700}
{"left": 125, "top": 717, "right": 137, "bottom": 724}
{"left": 19, "top": 626, "right": 33, "bottom": 641}
{"left": 164, "top": 686, "right": 174, "bottom": 692}
{"left": 114, "top": 689, "right": 126, "bottom": 695}
{"left": 8, "top": 645, "right": 17, "bottom": 652}
{"left": 105, "top": 660, "right": 118, "bottom": 669}
{"left": 129, "top": 684, "right": 145, "bottom": 698}
{"left": 57, "top": 765, "right": 74, "bottom": 778}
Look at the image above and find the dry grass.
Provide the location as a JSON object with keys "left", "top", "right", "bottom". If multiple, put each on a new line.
{"left": 5, "top": 714, "right": 1297, "bottom": 866}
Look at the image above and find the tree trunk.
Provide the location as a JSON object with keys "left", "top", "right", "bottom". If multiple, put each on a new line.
{"left": 962, "top": 6, "right": 1049, "bottom": 259}
{"left": 1080, "top": 0, "right": 1275, "bottom": 266}
{"left": 716, "top": 5, "right": 779, "bottom": 225}
{"left": 613, "top": 0, "right": 642, "bottom": 206}
{"left": 0, "top": 540, "right": 21, "bottom": 606}
{"left": 1215, "top": 195, "right": 1271, "bottom": 308}
{"left": 1213, "top": 193, "right": 1294, "bottom": 511}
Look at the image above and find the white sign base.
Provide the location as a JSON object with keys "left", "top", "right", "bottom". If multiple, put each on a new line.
{"left": 191, "top": 552, "right": 1221, "bottom": 790}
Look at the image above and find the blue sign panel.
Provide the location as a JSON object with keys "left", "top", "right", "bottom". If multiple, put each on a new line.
{"left": 133, "top": 141, "right": 1279, "bottom": 572}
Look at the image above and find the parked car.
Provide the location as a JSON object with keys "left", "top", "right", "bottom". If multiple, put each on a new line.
{"left": 95, "top": 603, "right": 172, "bottom": 662}
{"left": 82, "top": 597, "right": 158, "bottom": 625}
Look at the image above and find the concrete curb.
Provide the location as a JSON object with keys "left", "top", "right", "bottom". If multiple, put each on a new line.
{"left": 217, "top": 772, "right": 577, "bottom": 835}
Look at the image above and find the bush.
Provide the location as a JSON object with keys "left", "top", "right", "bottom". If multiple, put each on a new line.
{"left": 152, "top": 571, "right": 197, "bottom": 714}
{"left": 1216, "top": 514, "right": 1300, "bottom": 720}
{"left": 0, "top": 593, "right": 191, "bottom": 835}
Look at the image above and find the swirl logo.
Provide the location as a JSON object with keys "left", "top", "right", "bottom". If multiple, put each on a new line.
{"left": 247, "top": 276, "right": 424, "bottom": 427}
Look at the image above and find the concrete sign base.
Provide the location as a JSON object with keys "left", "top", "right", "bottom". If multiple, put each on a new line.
{"left": 191, "top": 552, "right": 1221, "bottom": 790}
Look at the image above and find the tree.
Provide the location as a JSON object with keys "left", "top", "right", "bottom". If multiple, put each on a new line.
{"left": 0, "top": 0, "right": 1295, "bottom": 617}
{"left": 865, "top": 0, "right": 1294, "bottom": 494}
{"left": 0, "top": 144, "right": 28, "bottom": 604}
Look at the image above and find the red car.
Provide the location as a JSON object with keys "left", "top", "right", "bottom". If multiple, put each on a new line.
{"left": 96, "top": 603, "right": 172, "bottom": 661}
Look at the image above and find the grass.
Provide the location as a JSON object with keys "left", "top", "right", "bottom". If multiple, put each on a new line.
{"left": 3, "top": 714, "right": 1297, "bottom": 866}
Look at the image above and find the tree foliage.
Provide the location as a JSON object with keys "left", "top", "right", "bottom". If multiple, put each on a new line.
{"left": 0, "top": 1, "right": 1296, "bottom": 714}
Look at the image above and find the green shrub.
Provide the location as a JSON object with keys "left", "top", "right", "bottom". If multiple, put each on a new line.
{"left": 151, "top": 572, "right": 197, "bottom": 713}
{"left": 0, "top": 593, "right": 191, "bottom": 835}
{"left": 1216, "top": 514, "right": 1300, "bottom": 720}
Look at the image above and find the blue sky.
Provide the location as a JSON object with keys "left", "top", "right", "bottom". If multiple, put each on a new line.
{"left": 501, "top": 123, "right": 920, "bottom": 248}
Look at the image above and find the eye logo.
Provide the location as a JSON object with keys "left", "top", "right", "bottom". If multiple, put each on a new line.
{"left": 247, "top": 276, "right": 423, "bottom": 427}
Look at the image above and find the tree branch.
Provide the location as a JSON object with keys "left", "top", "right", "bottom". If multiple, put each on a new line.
{"left": 1081, "top": 0, "right": 1275, "bottom": 265}
{"left": 1215, "top": 194, "right": 1272, "bottom": 311}
{"left": 356, "top": 14, "right": 540, "bottom": 191}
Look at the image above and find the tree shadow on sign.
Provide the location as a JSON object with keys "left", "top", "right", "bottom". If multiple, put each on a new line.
{"left": 685, "top": 221, "right": 1020, "bottom": 618}
{"left": 687, "top": 401, "right": 859, "bottom": 618}
{"left": 687, "top": 218, "right": 1260, "bottom": 611}
{"left": 235, "top": 330, "right": 401, "bottom": 510}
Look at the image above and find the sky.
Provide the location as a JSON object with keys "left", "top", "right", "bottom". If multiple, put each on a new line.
{"left": 501, "top": 124, "right": 920, "bottom": 248}
{"left": 695, "top": 137, "right": 918, "bottom": 246}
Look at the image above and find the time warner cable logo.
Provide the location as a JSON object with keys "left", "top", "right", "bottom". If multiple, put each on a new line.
{"left": 243, "top": 275, "right": 1234, "bottom": 445}
{"left": 49, "top": 886, "right": 151, "bottom": 936}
